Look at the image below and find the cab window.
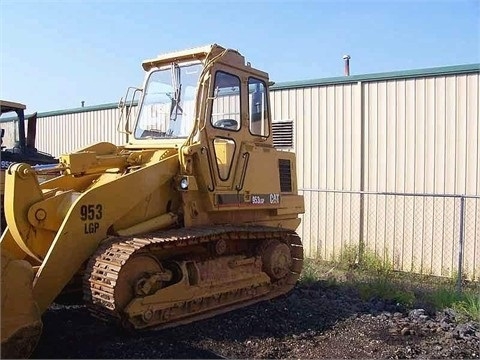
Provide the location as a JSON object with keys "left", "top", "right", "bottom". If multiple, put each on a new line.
{"left": 248, "top": 77, "right": 269, "bottom": 137}
{"left": 210, "top": 71, "right": 241, "bottom": 131}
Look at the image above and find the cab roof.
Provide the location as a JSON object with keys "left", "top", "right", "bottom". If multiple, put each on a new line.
{"left": 141, "top": 44, "right": 242, "bottom": 71}
{"left": 0, "top": 100, "right": 26, "bottom": 115}
{"left": 141, "top": 43, "right": 268, "bottom": 79}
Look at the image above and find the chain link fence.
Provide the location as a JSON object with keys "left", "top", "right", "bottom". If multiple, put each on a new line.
{"left": 298, "top": 189, "right": 480, "bottom": 289}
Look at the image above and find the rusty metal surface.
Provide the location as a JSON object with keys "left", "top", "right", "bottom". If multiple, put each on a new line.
{"left": 83, "top": 225, "right": 303, "bottom": 331}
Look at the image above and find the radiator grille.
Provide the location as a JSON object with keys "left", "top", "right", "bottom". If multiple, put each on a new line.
{"left": 278, "top": 159, "right": 292, "bottom": 192}
{"left": 272, "top": 120, "right": 294, "bottom": 148}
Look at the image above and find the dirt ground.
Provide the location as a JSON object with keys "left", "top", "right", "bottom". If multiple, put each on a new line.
{"left": 31, "top": 279, "right": 479, "bottom": 359}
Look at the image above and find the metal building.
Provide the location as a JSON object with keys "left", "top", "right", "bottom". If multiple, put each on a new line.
{"left": 271, "top": 63, "right": 480, "bottom": 280}
{"left": 1, "top": 63, "right": 479, "bottom": 279}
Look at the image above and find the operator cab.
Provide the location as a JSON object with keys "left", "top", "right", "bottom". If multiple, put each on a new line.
{"left": 121, "top": 44, "right": 272, "bottom": 149}
{"left": 0, "top": 100, "right": 58, "bottom": 168}
{"left": 0, "top": 100, "right": 27, "bottom": 153}
{"left": 120, "top": 44, "right": 275, "bottom": 192}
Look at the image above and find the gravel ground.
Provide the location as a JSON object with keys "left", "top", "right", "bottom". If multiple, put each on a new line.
{"left": 31, "top": 280, "right": 479, "bottom": 359}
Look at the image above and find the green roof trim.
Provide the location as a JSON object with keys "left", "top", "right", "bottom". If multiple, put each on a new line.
{"left": 35, "top": 100, "right": 138, "bottom": 119}
{"left": 271, "top": 63, "right": 480, "bottom": 90}
{"left": 1, "top": 101, "right": 137, "bottom": 123}
{"left": 37, "top": 102, "right": 123, "bottom": 118}
{"left": 1, "top": 63, "right": 478, "bottom": 123}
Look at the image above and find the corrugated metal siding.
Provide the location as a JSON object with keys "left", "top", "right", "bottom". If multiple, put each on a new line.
{"left": 356, "top": 74, "right": 479, "bottom": 279}
{"left": 1, "top": 121, "right": 22, "bottom": 149}
{"left": 270, "top": 84, "right": 362, "bottom": 261}
{"left": 276, "top": 71, "right": 479, "bottom": 279}
{"left": 362, "top": 74, "right": 479, "bottom": 195}
{"left": 36, "top": 108, "right": 131, "bottom": 157}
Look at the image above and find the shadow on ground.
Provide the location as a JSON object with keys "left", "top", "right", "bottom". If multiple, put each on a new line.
{"left": 31, "top": 280, "right": 406, "bottom": 359}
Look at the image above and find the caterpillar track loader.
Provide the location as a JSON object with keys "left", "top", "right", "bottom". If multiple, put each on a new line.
{"left": 0, "top": 44, "right": 304, "bottom": 358}
{"left": 1, "top": 101, "right": 58, "bottom": 229}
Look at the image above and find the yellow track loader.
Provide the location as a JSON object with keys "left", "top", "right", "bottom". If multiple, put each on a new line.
{"left": 0, "top": 44, "right": 304, "bottom": 358}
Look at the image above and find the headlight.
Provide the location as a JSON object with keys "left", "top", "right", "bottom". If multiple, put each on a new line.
{"left": 180, "top": 177, "right": 189, "bottom": 190}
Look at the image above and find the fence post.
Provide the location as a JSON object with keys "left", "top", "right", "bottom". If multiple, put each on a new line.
{"left": 358, "top": 81, "right": 366, "bottom": 264}
{"left": 456, "top": 196, "right": 465, "bottom": 293}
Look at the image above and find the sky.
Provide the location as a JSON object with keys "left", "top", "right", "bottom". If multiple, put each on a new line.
{"left": 0, "top": 0, "right": 479, "bottom": 113}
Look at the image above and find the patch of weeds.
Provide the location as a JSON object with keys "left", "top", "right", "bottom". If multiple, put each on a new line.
{"left": 425, "top": 286, "right": 480, "bottom": 321}
{"left": 361, "top": 250, "right": 393, "bottom": 276}
{"left": 299, "top": 258, "right": 322, "bottom": 284}
{"left": 357, "top": 277, "right": 416, "bottom": 307}
{"left": 336, "top": 244, "right": 393, "bottom": 276}
{"left": 299, "top": 258, "right": 344, "bottom": 288}
{"left": 448, "top": 270, "right": 464, "bottom": 286}
{"left": 452, "top": 291, "right": 480, "bottom": 322}
{"left": 300, "top": 251, "right": 478, "bottom": 319}
{"left": 427, "top": 287, "right": 463, "bottom": 309}
{"left": 337, "top": 245, "right": 359, "bottom": 270}
{"left": 323, "top": 274, "right": 339, "bottom": 288}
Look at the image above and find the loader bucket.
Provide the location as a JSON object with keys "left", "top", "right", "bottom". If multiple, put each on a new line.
{"left": 1, "top": 251, "right": 42, "bottom": 359}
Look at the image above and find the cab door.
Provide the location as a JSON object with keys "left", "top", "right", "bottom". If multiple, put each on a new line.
{"left": 205, "top": 66, "right": 246, "bottom": 191}
{"left": 200, "top": 63, "right": 276, "bottom": 211}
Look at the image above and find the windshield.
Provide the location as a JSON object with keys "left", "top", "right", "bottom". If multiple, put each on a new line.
{"left": 134, "top": 62, "right": 202, "bottom": 139}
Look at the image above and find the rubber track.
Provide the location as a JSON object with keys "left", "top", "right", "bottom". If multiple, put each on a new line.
{"left": 82, "top": 225, "right": 303, "bottom": 330}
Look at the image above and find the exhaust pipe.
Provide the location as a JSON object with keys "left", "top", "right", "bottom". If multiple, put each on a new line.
{"left": 343, "top": 55, "right": 351, "bottom": 76}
